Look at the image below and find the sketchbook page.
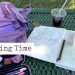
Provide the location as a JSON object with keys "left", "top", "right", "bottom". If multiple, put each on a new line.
{"left": 55, "top": 30, "right": 75, "bottom": 71}
{"left": 26, "top": 26, "right": 66, "bottom": 63}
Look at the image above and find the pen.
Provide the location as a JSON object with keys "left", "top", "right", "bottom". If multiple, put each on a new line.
{"left": 56, "top": 39, "right": 65, "bottom": 62}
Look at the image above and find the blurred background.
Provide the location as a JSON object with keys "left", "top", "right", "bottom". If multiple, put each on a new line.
{"left": 0, "top": 0, "right": 74, "bottom": 9}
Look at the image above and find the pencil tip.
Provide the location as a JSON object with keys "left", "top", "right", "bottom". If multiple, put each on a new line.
{"left": 56, "top": 58, "right": 60, "bottom": 62}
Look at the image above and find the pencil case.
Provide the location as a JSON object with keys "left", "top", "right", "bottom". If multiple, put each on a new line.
{"left": 0, "top": 55, "right": 32, "bottom": 75}
{"left": 0, "top": 64, "right": 31, "bottom": 75}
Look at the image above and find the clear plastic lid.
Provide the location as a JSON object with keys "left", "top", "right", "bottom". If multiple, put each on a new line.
{"left": 51, "top": 8, "right": 67, "bottom": 17}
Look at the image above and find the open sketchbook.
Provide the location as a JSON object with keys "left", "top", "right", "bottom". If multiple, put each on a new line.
{"left": 27, "top": 26, "right": 75, "bottom": 71}
{"left": 56, "top": 31, "right": 75, "bottom": 71}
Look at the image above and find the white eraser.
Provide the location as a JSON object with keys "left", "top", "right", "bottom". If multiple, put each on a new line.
{"left": 20, "top": 68, "right": 27, "bottom": 72}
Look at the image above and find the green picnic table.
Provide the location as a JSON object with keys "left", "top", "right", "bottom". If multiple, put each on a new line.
{"left": 25, "top": 8, "right": 75, "bottom": 75}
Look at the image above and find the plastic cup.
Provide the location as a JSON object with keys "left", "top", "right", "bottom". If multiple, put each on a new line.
{"left": 51, "top": 8, "right": 67, "bottom": 27}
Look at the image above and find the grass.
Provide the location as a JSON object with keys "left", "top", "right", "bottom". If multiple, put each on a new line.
{"left": 0, "top": 0, "right": 75, "bottom": 9}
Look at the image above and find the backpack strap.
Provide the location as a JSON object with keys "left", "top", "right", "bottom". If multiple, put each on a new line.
{"left": 0, "top": 2, "right": 31, "bottom": 32}
{"left": 3, "top": 2, "right": 27, "bottom": 30}
{"left": 4, "top": 2, "right": 27, "bottom": 23}
{"left": 0, "top": 3, "right": 15, "bottom": 28}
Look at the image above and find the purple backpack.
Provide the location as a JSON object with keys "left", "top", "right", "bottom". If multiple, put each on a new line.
{"left": 0, "top": 2, "right": 31, "bottom": 42}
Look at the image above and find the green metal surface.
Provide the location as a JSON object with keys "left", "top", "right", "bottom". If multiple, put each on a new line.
{"left": 61, "top": 10, "right": 75, "bottom": 30}
{"left": 25, "top": 8, "right": 75, "bottom": 75}
{"left": 27, "top": 8, "right": 52, "bottom": 33}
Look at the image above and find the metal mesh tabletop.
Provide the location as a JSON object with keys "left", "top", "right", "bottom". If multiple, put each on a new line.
{"left": 25, "top": 8, "right": 75, "bottom": 75}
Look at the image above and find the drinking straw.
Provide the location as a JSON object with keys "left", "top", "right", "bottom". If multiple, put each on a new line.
{"left": 57, "top": 0, "right": 68, "bottom": 17}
